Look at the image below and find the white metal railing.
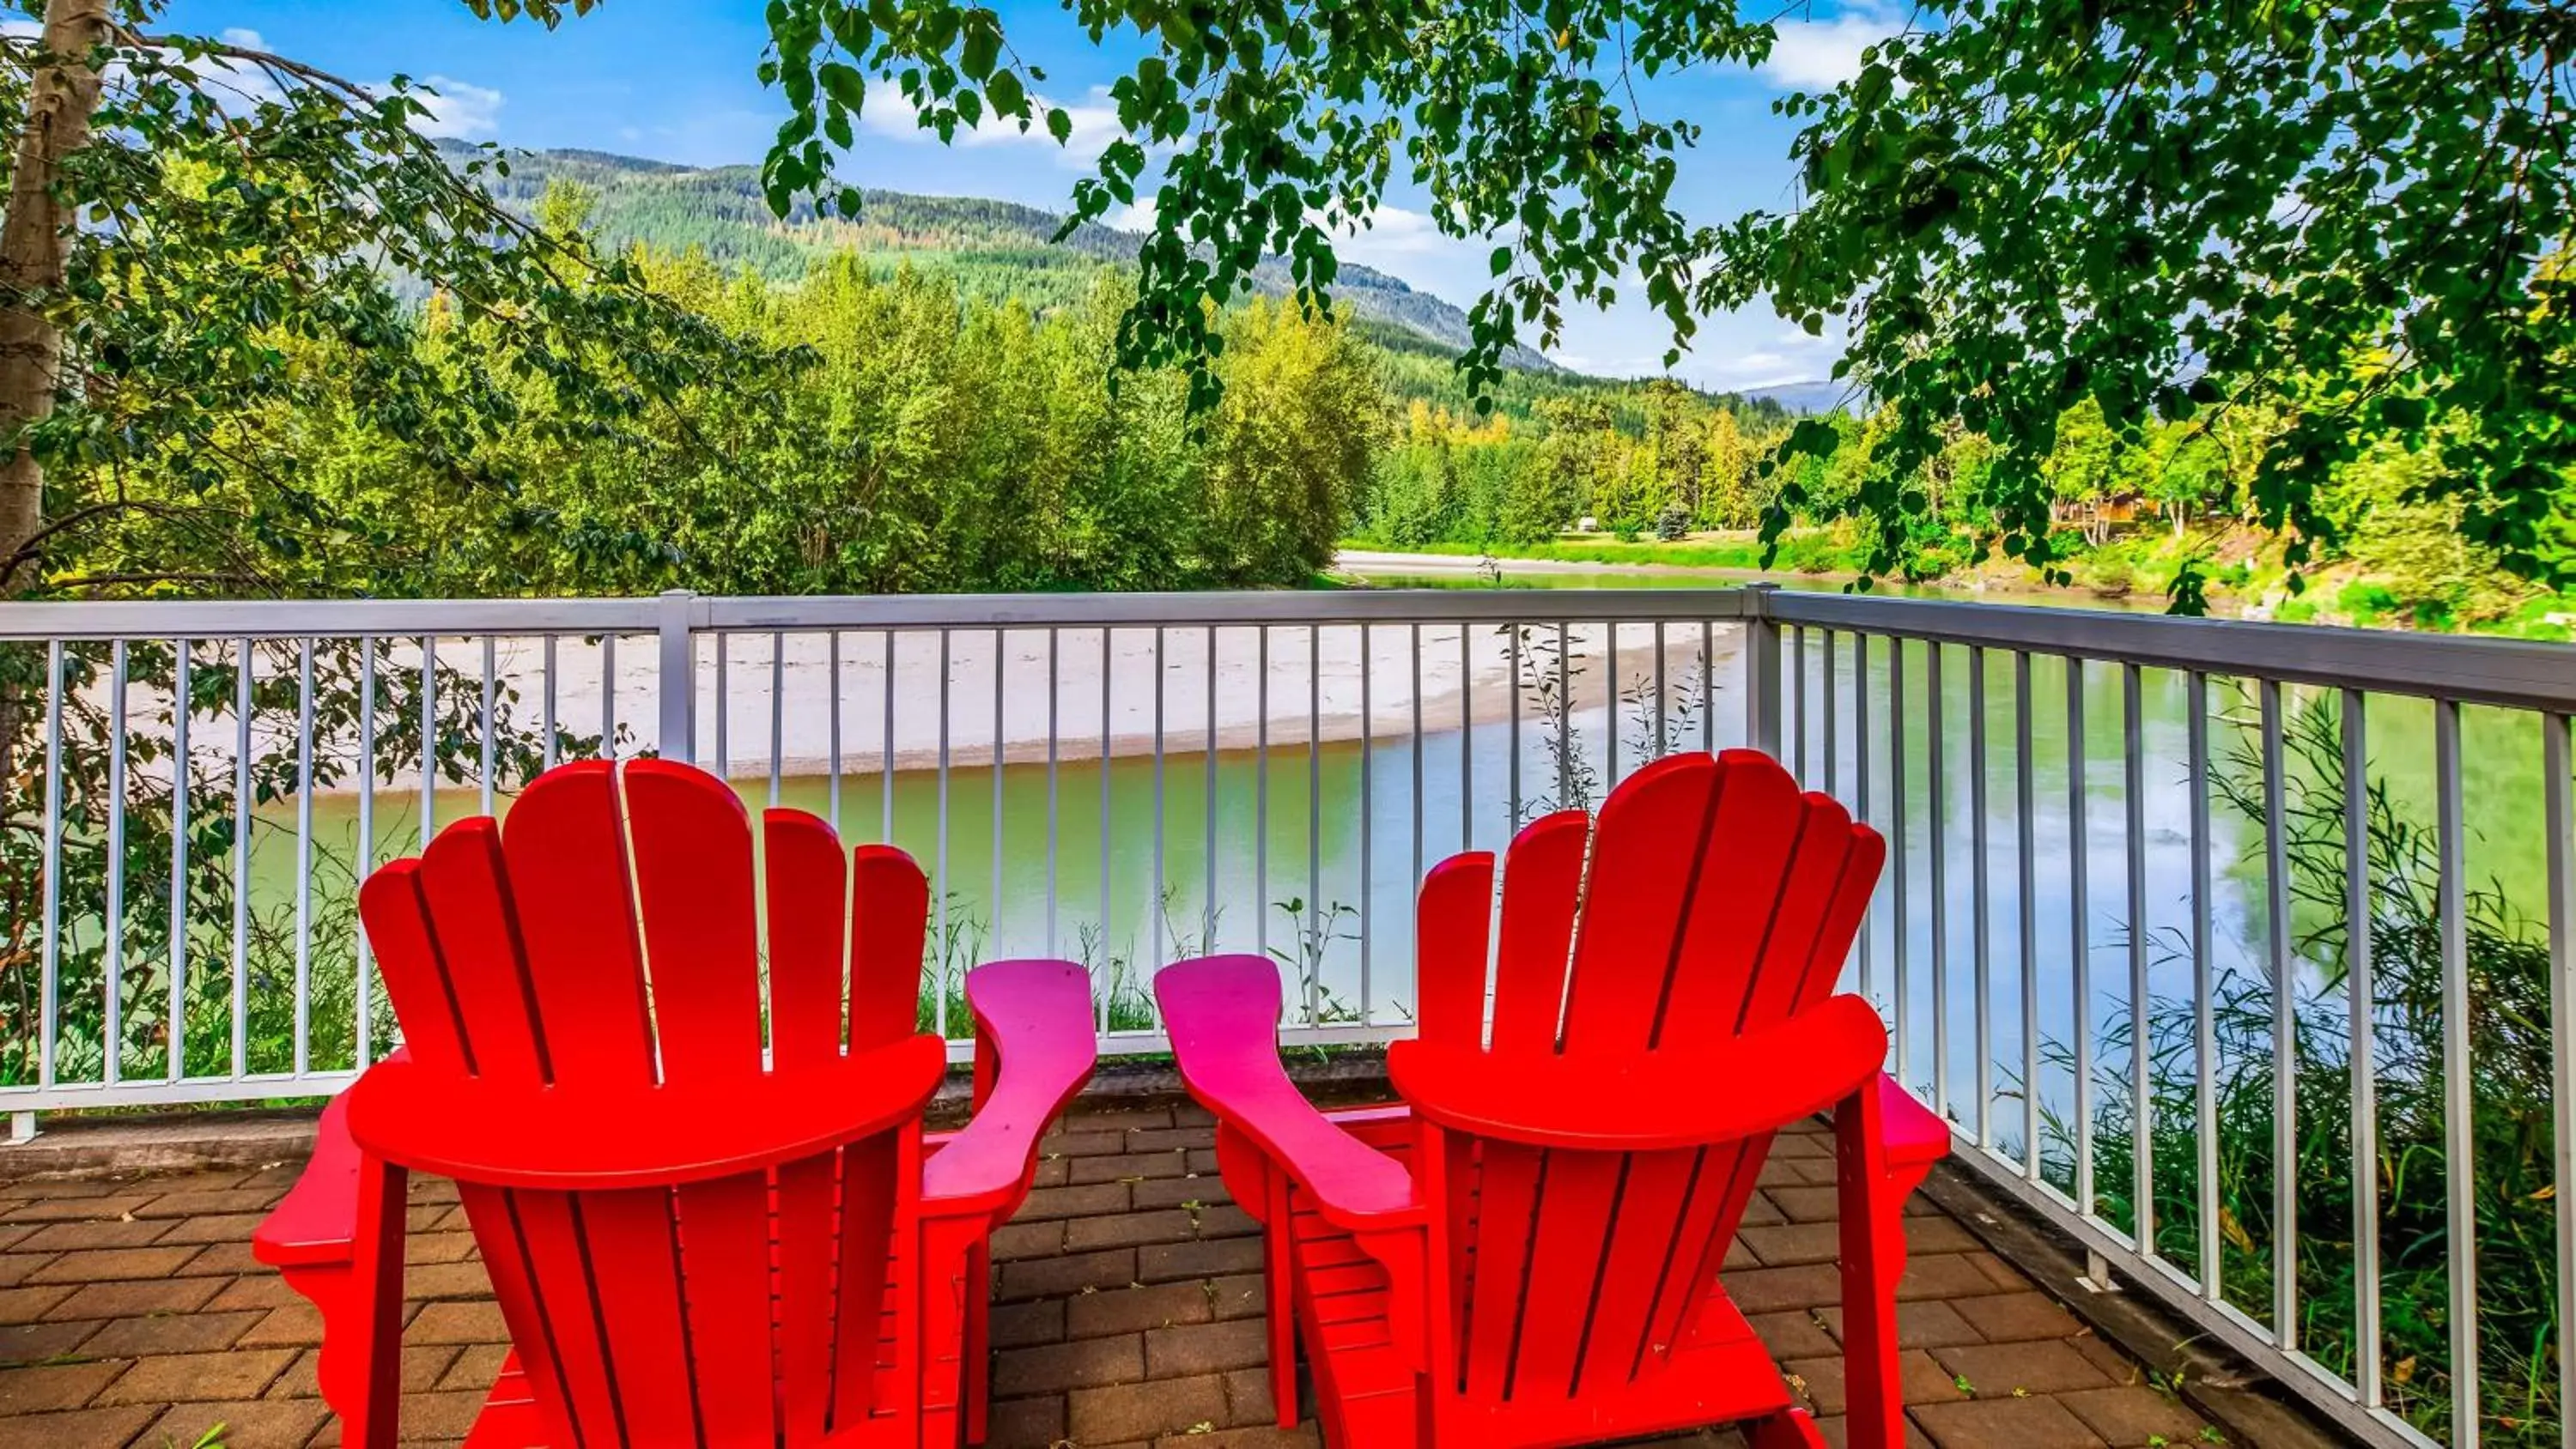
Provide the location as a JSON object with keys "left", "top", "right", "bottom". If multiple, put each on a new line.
{"left": 1, "top": 584, "right": 2569, "bottom": 1447}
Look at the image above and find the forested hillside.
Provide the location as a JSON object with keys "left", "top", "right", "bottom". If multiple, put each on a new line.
{"left": 465, "top": 145, "right": 1557, "bottom": 370}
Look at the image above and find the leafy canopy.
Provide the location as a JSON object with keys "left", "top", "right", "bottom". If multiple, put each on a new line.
{"left": 506, "top": 0, "right": 2576, "bottom": 603}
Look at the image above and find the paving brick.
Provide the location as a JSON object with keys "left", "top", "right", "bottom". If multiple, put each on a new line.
{"left": 1724, "top": 1264, "right": 1846, "bottom": 1314}
{"left": 1137, "top": 1236, "right": 1263, "bottom": 1282}
{"left": 2054, "top": 1385, "right": 2213, "bottom": 1446}
{"left": 94, "top": 1348, "right": 298, "bottom": 1404}
{"left": 47, "top": 1277, "right": 225, "bottom": 1320}
{"left": 132, "top": 1190, "right": 282, "bottom": 1219}
{"left": 404, "top": 1230, "right": 482, "bottom": 1265}
{"left": 1766, "top": 1185, "right": 1843, "bottom": 1222}
{"left": 1223, "top": 1366, "right": 1279, "bottom": 1426}
{"left": 1152, "top": 1426, "right": 1321, "bottom": 1447}
{"left": 1144, "top": 1316, "right": 1269, "bottom": 1377}
{"left": 989, "top": 1220, "right": 1067, "bottom": 1262}
{"left": 1069, "top": 1151, "right": 1194, "bottom": 1185}
{"left": 80, "top": 1308, "right": 265, "bottom": 1358}
{"left": 1029, "top": 1157, "right": 1069, "bottom": 1189}
{"left": 151, "top": 1213, "right": 270, "bottom": 1248}
{"left": 407, "top": 1301, "right": 507, "bottom": 1345}
{"left": 2069, "top": 1333, "right": 2144, "bottom": 1386}
{"left": 0, "top": 1285, "right": 73, "bottom": 1325}
{"left": 1129, "top": 1175, "right": 1228, "bottom": 1210}
{"left": 205, "top": 1276, "right": 307, "bottom": 1313}
{"left": 0, "top": 1404, "right": 161, "bottom": 1449}
{"left": 1748, "top": 1310, "right": 1839, "bottom": 1361}
{"left": 235, "top": 1304, "right": 325, "bottom": 1349}
{"left": 1060, "top": 1107, "right": 1176, "bottom": 1134}
{"left": 0, "top": 1319, "right": 99, "bottom": 1367}
{"left": 1739, "top": 1222, "right": 1844, "bottom": 1266}
{"left": 1013, "top": 1182, "right": 1133, "bottom": 1222}
{"left": 1068, "top": 1371, "right": 1230, "bottom": 1441}
{"left": 1042, "top": 1130, "right": 1127, "bottom": 1159}
{"left": 0, "top": 1358, "right": 128, "bottom": 1413}
{"left": 381, "top": 1387, "right": 492, "bottom": 1440}
{"left": 1126, "top": 1127, "right": 1216, "bottom": 1153}
{"left": 1192, "top": 1203, "right": 1261, "bottom": 1240}
{"left": 1965, "top": 1251, "right": 2035, "bottom": 1294}
{"left": 1206, "top": 1274, "right": 1267, "bottom": 1320}
{"left": 1069, "top": 1281, "right": 1215, "bottom": 1338}
{"left": 145, "top": 1397, "right": 333, "bottom": 1449}
{"left": 0, "top": 1195, "right": 155, "bottom": 1224}
{"left": 1950, "top": 1289, "right": 2086, "bottom": 1343}
{"left": 1782, "top": 1349, "right": 1967, "bottom": 1415}
{"left": 983, "top": 1394, "right": 1065, "bottom": 1448}
{"left": 25, "top": 1246, "right": 202, "bottom": 1283}
{"left": 996, "top": 1246, "right": 1135, "bottom": 1301}
{"left": 1817, "top": 1300, "right": 1987, "bottom": 1350}
{"left": 988, "top": 1298, "right": 1065, "bottom": 1349}
{"left": 1066, "top": 1208, "right": 1198, "bottom": 1252}
{"left": 1898, "top": 1253, "right": 2009, "bottom": 1302}
{"left": 1930, "top": 1340, "right": 2116, "bottom": 1397}
{"left": 12, "top": 1218, "right": 169, "bottom": 1252}
{"left": 170, "top": 1240, "right": 263, "bottom": 1276}
{"left": 436, "top": 1343, "right": 511, "bottom": 1392}
{"left": 991, "top": 1333, "right": 1144, "bottom": 1395}
{"left": 1903, "top": 1216, "right": 1984, "bottom": 1256}
{"left": 1912, "top": 1395, "right": 2110, "bottom": 1449}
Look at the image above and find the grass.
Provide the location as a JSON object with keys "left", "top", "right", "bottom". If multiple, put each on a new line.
{"left": 1340, "top": 530, "right": 1868, "bottom": 574}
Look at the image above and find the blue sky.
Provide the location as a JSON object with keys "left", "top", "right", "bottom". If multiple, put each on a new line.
{"left": 160, "top": 0, "right": 1901, "bottom": 391}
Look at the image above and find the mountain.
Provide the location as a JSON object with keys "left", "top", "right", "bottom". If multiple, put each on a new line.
{"left": 1743, "top": 379, "right": 1865, "bottom": 415}
{"left": 465, "top": 145, "right": 1555, "bottom": 369}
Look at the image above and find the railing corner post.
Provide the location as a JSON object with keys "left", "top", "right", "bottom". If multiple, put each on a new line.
{"left": 1744, "top": 583, "right": 1783, "bottom": 757}
{"left": 8, "top": 1111, "right": 35, "bottom": 1144}
{"left": 657, "top": 590, "right": 699, "bottom": 767}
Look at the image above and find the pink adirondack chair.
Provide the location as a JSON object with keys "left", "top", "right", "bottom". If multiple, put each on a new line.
{"left": 1156, "top": 749, "right": 1949, "bottom": 1449}
{"left": 252, "top": 759, "right": 1097, "bottom": 1447}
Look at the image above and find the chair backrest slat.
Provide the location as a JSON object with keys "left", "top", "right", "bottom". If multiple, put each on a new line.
{"left": 1414, "top": 750, "right": 1884, "bottom": 1418}
{"left": 355, "top": 760, "right": 933, "bottom": 1448}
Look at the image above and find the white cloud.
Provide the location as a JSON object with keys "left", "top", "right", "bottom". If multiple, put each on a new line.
{"left": 862, "top": 86, "right": 1124, "bottom": 167}
{"left": 409, "top": 76, "right": 507, "bottom": 141}
{"left": 1762, "top": 5, "right": 1903, "bottom": 89}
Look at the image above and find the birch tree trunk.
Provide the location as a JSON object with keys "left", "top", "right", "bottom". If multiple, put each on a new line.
{"left": 0, "top": 0, "right": 112, "bottom": 595}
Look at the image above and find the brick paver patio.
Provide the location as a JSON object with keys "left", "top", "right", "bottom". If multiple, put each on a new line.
{"left": 0, "top": 1094, "right": 2225, "bottom": 1449}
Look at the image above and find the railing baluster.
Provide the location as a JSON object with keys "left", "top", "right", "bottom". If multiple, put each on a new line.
{"left": 996, "top": 627, "right": 1010, "bottom": 956}
{"left": 1792, "top": 624, "right": 1807, "bottom": 780}
{"left": 1823, "top": 630, "right": 1838, "bottom": 800}
{"left": 1557, "top": 621, "right": 1571, "bottom": 807}
{"left": 829, "top": 630, "right": 843, "bottom": 832}
{"left": 2262, "top": 679, "right": 2294, "bottom": 1343}
{"left": 714, "top": 632, "right": 730, "bottom": 779}
{"left": 2546, "top": 710, "right": 2573, "bottom": 1436}
{"left": 1411, "top": 621, "right": 1425, "bottom": 894}
{"left": 1891, "top": 636, "right": 1911, "bottom": 1089}
{"left": 1205, "top": 624, "right": 1218, "bottom": 949}
{"left": 1047, "top": 627, "right": 1060, "bottom": 959}
{"left": 1462, "top": 621, "right": 1475, "bottom": 843}
{"left": 1654, "top": 620, "right": 1669, "bottom": 761}
{"left": 1970, "top": 644, "right": 1990, "bottom": 1149}
{"left": 232, "top": 637, "right": 252, "bottom": 1080}
{"left": 1699, "top": 618, "right": 1715, "bottom": 752}
{"left": 2434, "top": 695, "right": 2477, "bottom": 1448}
{"left": 2125, "top": 662, "right": 2152, "bottom": 1258}
{"left": 2069, "top": 657, "right": 2093, "bottom": 1220}
{"left": 2188, "top": 670, "right": 2217, "bottom": 1302}
{"left": 39, "top": 640, "right": 62, "bottom": 1089}
{"left": 1361, "top": 622, "right": 1375, "bottom": 1024}
{"left": 542, "top": 634, "right": 558, "bottom": 772}
{"left": 480, "top": 636, "right": 498, "bottom": 816}
{"left": 1151, "top": 625, "right": 1166, "bottom": 977}
{"left": 599, "top": 633, "right": 616, "bottom": 761}
{"left": 1607, "top": 621, "right": 1620, "bottom": 785}
{"left": 420, "top": 634, "right": 437, "bottom": 841}
{"left": 882, "top": 631, "right": 896, "bottom": 844}
{"left": 1098, "top": 627, "right": 1115, "bottom": 1034}
{"left": 1856, "top": 633, "right": 1873, "bottom": 1007}
{"left": 106, "top": 640, "right": 127, "bottom": 1085}
{"left": 1929, "top": 641, "right": 1947, "bottom": 1120}
{"left": 1507, "top": 623, "right": 1522, "bottom": 826}
{"left": 168, "top": 640, "right": 190, "bottom": 1084}
{"left": 771, "top": 630, "right": 787, "bottom": 809}
{"left": 1307, "top": 625, "right": 1321, "bottom": 1026}
{"left": 2016, "top": 651, "right": 2038, "bottom": 1181}
{"left": 937, "top": 627, "right": 952, "bottom": 1036}
{"left": 357, "top": 638, "right": 376, "bottom": 1068}
{"left": 1255, "top": 626, "right": 1269, "bottom": 962}
{"left": 2344, "top": 688, "right": 2381, "bottom": 1411}
{"left": 293, "top": 638, "right": 314, "bottom": 1076}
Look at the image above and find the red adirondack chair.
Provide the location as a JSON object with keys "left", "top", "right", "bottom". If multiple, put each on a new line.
{"left": 252, "top": 759, "right": 1097, "bottom": 1448}
{"left": 1156, "top": 749, "right": 1949, "bottom": 1449}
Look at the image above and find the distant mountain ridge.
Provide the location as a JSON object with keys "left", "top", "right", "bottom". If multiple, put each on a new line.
{"left": 465, "top": 144, "right": 1555, "bottom": 369}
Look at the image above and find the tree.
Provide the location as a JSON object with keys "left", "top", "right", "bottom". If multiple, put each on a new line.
{"left": 0, "top": 0, "right": 769, "bottom": 604}
{"left": 702, "top": 0, "right": 2573, "bottom": 609}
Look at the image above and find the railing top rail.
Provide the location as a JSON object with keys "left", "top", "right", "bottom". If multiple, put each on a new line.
{"left": 693, "top": 588, "right": 1761, "bottom": 629}
{"left": 0, "top": 596, "right": 663, "bottom": 640}
{"left": 1764, "top": 590, "right": 2576, "bottom": 713}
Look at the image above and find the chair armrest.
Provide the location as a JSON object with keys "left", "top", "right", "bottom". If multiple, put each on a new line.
{"left": 1388, "top": 994, "right": 1890, "bottom": 1151}
{"left": 253, "top": 1091, "right": 364, "bottom": 1270}
{"left": 347, "top": 1035, "right": 945, "bottom": 1191}
{"left": 1877, "top": 1073, "right": 1951, "bottom": 1171}
{"left": 1157, "top": 955, "right": 1419, "bottom": 1228}
{"left": 922, "top": 959, "right": 1099, "bottom": 1217}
